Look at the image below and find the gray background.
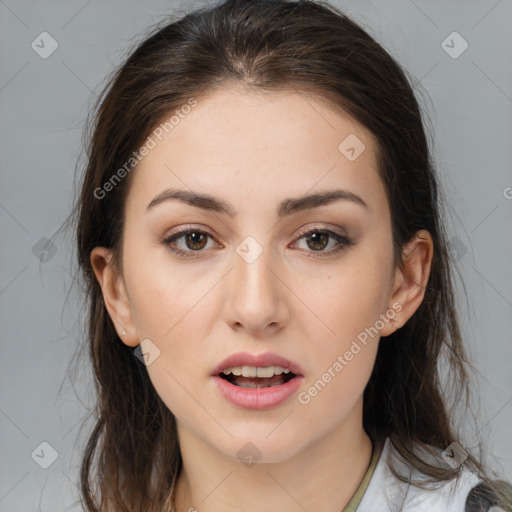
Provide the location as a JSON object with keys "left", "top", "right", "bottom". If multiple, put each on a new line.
{"left": 0, "top": 0, "right": 511, "bottom": 510}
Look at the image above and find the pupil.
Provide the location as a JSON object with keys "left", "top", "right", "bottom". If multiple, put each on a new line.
{"left": 187, "top": 232, "right": 206, "bottom": 250}
{"left": 308, "top": 232, "right": 328, "bottom": 251}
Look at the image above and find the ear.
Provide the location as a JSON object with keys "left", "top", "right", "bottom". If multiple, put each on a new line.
{"left": 380, "top": 229, "right": 434, "bottom": 337}
{"left": 90, "top": 247, "right": 139, "bottom": 347}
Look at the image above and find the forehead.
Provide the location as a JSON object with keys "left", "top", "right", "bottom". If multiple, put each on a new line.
{"left": 127, "top": 86, "right": 385, "bottom": 216}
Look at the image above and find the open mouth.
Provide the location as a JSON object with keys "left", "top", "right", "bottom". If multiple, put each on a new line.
{"left": 214, "top": 362, "right": 304, "bottom": 409}
{"left": 219, "top": 371, "right": 297, "bottom": 389}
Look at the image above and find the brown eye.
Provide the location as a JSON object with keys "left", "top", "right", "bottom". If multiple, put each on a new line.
{"left": 162, "top": 228, "right": 219, "bottom": 258}
{"left": 183, "top": 231, "right": 208, "bottom": 250}
{"left": 305, "top": 231, "right": 330, "bottom": 251}
{"left": 292, "top": 228, "right": 353, "bottom": 257}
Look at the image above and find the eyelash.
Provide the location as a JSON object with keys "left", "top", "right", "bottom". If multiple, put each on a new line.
{"left": 161, "top": 225, "right": 354, "bottom": 259}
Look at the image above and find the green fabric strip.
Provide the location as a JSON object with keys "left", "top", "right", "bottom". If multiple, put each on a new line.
{"left": 342, "top": 439, "right": 384, "bottom": 512}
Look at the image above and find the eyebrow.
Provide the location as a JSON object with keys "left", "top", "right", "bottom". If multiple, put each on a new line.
{"left": 146, "top": 188, "right": 368, "bottom": 217}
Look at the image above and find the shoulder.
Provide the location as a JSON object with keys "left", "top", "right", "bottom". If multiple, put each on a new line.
{"left": 357, "top": 438, "right": 510, "bottom": 512}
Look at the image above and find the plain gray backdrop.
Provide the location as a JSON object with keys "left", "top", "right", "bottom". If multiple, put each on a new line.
{"left": 1, "top": 0, "right": 511, "bottom": 510}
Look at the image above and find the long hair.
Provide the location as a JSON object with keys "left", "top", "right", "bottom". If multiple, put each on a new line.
{"left": 67, "top": 0, "right": 509, "bottom": 509}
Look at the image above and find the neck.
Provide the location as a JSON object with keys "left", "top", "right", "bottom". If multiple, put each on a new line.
{"left": 172, "top": 402, "right": 373, "bottom": 512}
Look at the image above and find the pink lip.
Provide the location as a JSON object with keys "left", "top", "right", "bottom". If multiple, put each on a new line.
{"left": 212, "top": 374, "right": 304, "bottom": 410}
{"left": 211, "top": 351, "right": 304, "bottom": 410}
{"left": 211, "top": 351, "right": 305, "bottom": 376}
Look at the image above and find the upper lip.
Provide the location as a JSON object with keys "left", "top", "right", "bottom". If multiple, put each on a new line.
{"left": 212, "top": 351, "right": 304, "bottom": 376}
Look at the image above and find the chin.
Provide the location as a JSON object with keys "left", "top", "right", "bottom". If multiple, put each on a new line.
{"left": 211, "top": 430, "right": 307, "bottom": 465}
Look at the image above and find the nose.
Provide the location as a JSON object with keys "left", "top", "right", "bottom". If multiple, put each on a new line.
{"left": 222, "top": 241, "right": 290, "bottom": 337}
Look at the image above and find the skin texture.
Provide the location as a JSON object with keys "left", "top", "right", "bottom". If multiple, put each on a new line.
{"left": 91, "top": 85, "right": 433, "bottom": 512}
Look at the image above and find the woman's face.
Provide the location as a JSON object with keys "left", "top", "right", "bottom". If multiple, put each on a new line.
{"left": 98, "top": 85, "right": 405, "bottom": 462}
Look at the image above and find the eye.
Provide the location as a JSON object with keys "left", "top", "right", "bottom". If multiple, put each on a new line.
{"left": 291, "top": 227, "right": 353, "bottom": 257}
{"left": 161, "top": 227, "right": 220, "bottom": 258}
{"left": 160, "top": 225, "right": 354, "bottom": 259}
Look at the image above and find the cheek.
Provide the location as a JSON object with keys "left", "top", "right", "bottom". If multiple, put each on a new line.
{"left": 297, "top": 247, "right": 391, "bottom": 397}
{"left": 297, "top": 270, "right": 384, "bottom": 415}
{"left": 123, "top": 250, "right": 216, "bottom": 388}
{"left": 300, "top": 252, "right": 392, "bottom": 344}
{"left": 296, "top": 343, "right": 377, "bottom": 441}
{"left": 124, "top": 243, "right": 213, "bottom": 340}
{"left": 142, "top": 355, "right": 206, "bottom": 435}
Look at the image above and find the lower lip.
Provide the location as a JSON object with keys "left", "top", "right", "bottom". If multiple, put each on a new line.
{"left": 213, "top": 375, "right": 304, "bottom": 410}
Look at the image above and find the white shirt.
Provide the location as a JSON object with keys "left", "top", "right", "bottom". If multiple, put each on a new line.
{"left": 357, "top": 437, "right": 483, "bottom": 511}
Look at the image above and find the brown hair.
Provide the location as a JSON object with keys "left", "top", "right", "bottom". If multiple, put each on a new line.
{"left": 65, "top": 0, "right": 510, "bottom": 510}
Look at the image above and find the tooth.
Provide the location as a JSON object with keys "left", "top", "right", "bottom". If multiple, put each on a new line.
{"left": 221, "top": 365, "right": 292, "bottom": 378}
{"left": 242, "top": 365, "right": 257, "bottom": 378}
{"left": 256, "top": 366, "right": 275, "bottom": 378}
{"left": 231, "top": 367, "right": 243, "bottom": 376}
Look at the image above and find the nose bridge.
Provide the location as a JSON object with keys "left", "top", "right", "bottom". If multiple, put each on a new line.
{"left": 223, "top": 233, "right": 287, "bottom": 332}
{"left": 234, "top": 233, "right": 278, "bottom": 301}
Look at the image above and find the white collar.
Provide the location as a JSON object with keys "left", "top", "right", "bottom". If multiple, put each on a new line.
{"left": 357, "top": 438, "right": 481, "bottom": 511}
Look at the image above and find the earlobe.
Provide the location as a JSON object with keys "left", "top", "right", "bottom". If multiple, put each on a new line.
{"left": 380, "top": 229, "right": 434, "bottom": 337}
{"left": 90, "top": 247, "right": 139, "bottom": 347}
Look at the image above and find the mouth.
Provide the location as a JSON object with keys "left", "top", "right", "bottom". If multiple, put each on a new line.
{"left": 218, "top": 366, "right": 297, "bottom": 389}
{"left": 213, "top": 362, "right": 304, "bottom": 410}
{"left": 211, "top": 352, "right": 304, "bottom": 409}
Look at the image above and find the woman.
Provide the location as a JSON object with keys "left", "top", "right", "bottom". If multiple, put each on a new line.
{"left": 71, "top": 0, "right": 512, "bottom": 510}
